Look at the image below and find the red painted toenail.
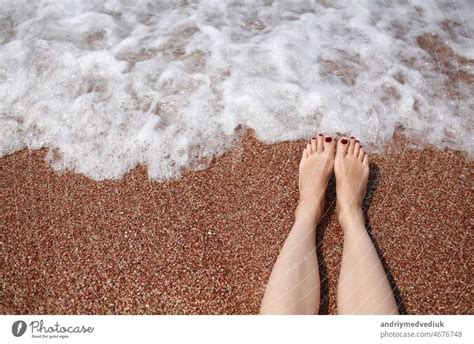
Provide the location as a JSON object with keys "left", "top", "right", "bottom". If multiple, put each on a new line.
{"left": 312, "top": 137, "right": 316, "bottom": 140}
{"left": 318, "top": 133, "right": 323, "bottom": 136}
{"left": 341, "top": 139, "right": 348, "bottom": 144}
{"left": 350, "top": 136, "right": 354, "bottom": 139}
{"left": 325, "top": 137, "right": 332, "bottom": 142}
{"left": 356, "top": 140, "right": 359, "bottom": 143}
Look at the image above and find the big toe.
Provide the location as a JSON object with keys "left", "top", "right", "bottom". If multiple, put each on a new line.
{"left": 336, "top": 137, "right": 350, "bottom": 157}
{"left": 323, "top": 135, "right": 335, "bottom": 154}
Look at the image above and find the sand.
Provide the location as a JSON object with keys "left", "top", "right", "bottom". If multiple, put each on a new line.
{"left": 1, "top": 132, "right": 471, "bottom": 314}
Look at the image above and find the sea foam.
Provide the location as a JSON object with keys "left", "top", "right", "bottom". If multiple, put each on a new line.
{"left": 0, "top": 0, "right": 472, "bottom": 180}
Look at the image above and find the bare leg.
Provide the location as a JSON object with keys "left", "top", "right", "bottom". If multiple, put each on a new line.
{"left": 335, "top": 137, "right": 398, "bottom": 314}
{"left": 260, "top": 134, "right": 336, "bottom": 314}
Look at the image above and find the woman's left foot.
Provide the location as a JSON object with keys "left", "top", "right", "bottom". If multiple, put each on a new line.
{"left": 297, "top": 134, "right": 336, "bottom": 219}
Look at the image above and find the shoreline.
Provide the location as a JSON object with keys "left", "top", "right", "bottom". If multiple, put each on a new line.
{"left": 1, "top": 133, "right": 471, "bottom": 314}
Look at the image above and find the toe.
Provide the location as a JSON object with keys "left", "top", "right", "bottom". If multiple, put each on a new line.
{"left": 353, "top": 140, "right": 361, "bottom": 157}
{"left": 323, "top": 135, "right": 336, "bottom": 155}
{"left": 336, "top": 137, "right": 349, "bottom": 157}
{"left": 310, "top": 136, "right": 317, "bottom": 153}
{"left": 323, "top": 135, "right": 333, "bottom": 152}
{"left": 358, "top": 146, "right": 365, "bottom": 161}
{"left": 301, "top": 147, "right": 308, "bottom": 162}
{"left": 348, "top": 136, "right": 356, "bottom": 155}
{"left": 363, "top": 152, "right": 369, "bottom": 165}
{"left": 306, "top": 142, "right": 313, "bottom": 155}
{"left": 316, "top": 133, "right": 324, "bottom": 152}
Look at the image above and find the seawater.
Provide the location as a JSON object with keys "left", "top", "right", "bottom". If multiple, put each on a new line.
{"left": 0, "top": 0, "right": 472, "bottom": 180}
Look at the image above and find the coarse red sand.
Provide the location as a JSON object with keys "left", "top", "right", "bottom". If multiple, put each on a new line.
{"left": 1, "top": 133, "right": 471, "bottom": 314}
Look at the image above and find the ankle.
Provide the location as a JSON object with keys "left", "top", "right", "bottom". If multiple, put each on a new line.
{"left": 295, "top": 199, "right": 323, "bottom": 223}
{"left": 337, "top": 206, "right": 365, "bottom": 230}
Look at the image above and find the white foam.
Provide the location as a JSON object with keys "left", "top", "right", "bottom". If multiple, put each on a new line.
{"left": 0, "top": 0, "right": 472, "bottom": 180}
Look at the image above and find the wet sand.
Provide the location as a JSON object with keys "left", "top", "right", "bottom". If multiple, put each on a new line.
{"left": 1, "top": 133, "right": 471, "bottom": 314}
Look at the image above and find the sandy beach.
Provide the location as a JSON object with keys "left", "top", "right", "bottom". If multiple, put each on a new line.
{"left": 1, "top": 132, "right": 471, "bottom": 314}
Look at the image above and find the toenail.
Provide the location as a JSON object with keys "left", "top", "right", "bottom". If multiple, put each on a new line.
{"left": 312, "top": 137, "right": 316, "bottom": 140}
{"left": 341, "top": 139, "right": 348, "bottom": 144}
{"left": 318, "top": 133, "right": 323, "bottom": 136}
{"left": 324, "top": 137, "right": 332, "bottom": 142}
{"left": 356, "top": 140, "right": 359, "bottom": 143}
{"left": 350, "top": 136, "right": 354, "bottom": 139}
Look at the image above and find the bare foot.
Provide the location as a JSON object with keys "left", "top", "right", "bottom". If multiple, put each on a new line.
{"left": 334, "top": 137, "right": 369, "bottom": 226}
{"left": 296, "top": 134, "right": 336, "bottom": 220}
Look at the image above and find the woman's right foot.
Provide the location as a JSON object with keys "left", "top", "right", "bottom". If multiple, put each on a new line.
{"left": 334, "top": 137, "right": 369, "bottom": 227}
{"left": 296, "top": 134, "right": 336, "bottom": 220}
